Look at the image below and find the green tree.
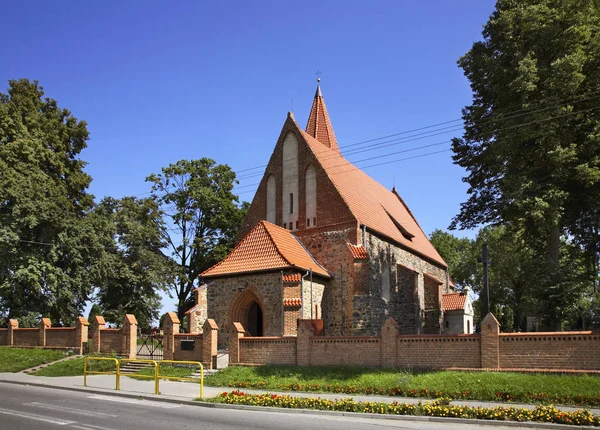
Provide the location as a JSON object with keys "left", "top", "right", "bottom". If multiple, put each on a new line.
{"left": 87, "top": 304, "right": 101, "bottom": 325}
{"left": 93, "top": 197, "right": 174, "bottom": 329}
{"left": 0, "top": 79, "right": 98, "bottom": 325}
{"left": 451, "top": 1, "right": 600, "bottom": 328}
{"left": 146, "top": 158, "right": 247, "bottom": 320}
{"left": 429, "top": 230, "right": 477, "bottom": 291}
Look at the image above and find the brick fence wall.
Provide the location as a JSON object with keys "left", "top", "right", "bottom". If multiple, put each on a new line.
{"left": 229, "top": 313, "right": 600, "bottom": 371}
{"left": 162, "top": 312, "right": 219, "bottom": 369}
{"left": 0, "top": 317, "right": 88, "bottom": 354}
{"left": 90, "top": 315, "right": 137, "bottom": 358}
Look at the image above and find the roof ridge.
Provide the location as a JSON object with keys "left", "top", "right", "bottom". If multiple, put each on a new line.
{"left": 261, "top": 220, "right": 293, "bottom": 266}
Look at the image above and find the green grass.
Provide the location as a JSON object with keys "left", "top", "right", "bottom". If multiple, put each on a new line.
{"left": 0, "top": 347, "right": 69, "bottom": 372}
{"left": 135, "top": 363, "right": 196, "bottom": 380}
{"left": 204, "top": 365, "right": 600, "bottom": 406}
{"left": 32, "top": 355, "right": 118, "bottom": 377}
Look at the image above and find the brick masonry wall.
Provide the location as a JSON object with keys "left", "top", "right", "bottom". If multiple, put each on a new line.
{"left": 0, "top": 329, "right": 6, "bottom": 345}
{"left": 173, "top": 334, "right": 204, "bottom": 362}
{"left": 45, "top": 328, "right": 76, "bottom": 348}
{"left": 239, "top": 337, "right": 297, "bottom": 365}
{"left": 499, "top": 332, "right": 600, "bottom": 370}
{"left": 99, "top": 329, "right": 122, "bottom": 354}
{"left": 362, "top": 233, "right": 448, "bottom": 335}
{"left": 12, "top": 329, "right": 38, "bottom": 347}
{"left": 396, "top": 335, "right": 482, "bottom": 368}
{"left": 309, "top": 337, "right": 381, "bottom": 367}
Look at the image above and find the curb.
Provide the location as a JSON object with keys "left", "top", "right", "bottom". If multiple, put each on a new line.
{"left": 0, "top": 378, "right": 597, "bottom": 429}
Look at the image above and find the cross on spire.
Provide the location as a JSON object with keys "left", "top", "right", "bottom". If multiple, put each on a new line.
{"left": 315, "top": 70, "right": 322, "bottom": 82}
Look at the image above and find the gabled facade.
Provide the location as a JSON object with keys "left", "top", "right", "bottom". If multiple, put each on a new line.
{"left": 442, "top": 288, "right": 474, "bottom": 334}
{"left": 194, "top": 84, "right": 451, "bottom": 344}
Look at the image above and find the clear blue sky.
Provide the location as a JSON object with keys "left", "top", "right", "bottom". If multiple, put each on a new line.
{"left": 1, "top": 1, "right": 494, "bottom": 315}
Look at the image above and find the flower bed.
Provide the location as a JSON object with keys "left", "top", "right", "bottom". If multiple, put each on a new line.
{"left": 215, "top": 391, "right": 600, "bottom": 426}
{"left": 226, "top": 381, "right": 600, "bottom": 407}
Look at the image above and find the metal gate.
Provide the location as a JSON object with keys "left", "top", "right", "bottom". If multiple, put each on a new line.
{"left": 136, "top": 333, "right": 164, "bottom": 360}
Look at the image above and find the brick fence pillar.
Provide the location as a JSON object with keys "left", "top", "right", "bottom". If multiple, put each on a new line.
{"left": 162, "top": 312, "right": 180, "bottom": 361}
{"left": 381, "top": 317, "right": 399, "bottom": 368}
{"left": 122, "top": 314, "right": 138, "bottom": 359}
{"left": 39, "top": 318, "right": 51, "bottom": 347}
{"left": 202, "top": 319, "right": 218, "bottom": 369}
{"left": 75, "top": 316, "right": 89, "bottom": 355}
{"left": 8, "top": 319, "right": 18, "bottom": 346}
{"left": 92, "top": 316, "right": 105, "bottom": 353}
{"left": 229, "top": 322, "right": 245, "bottom": 365}
{"left": 481, "top": 312, "right": 500, "bottom": 369}
{"left": 296, "top": 320, "right": 314, "bottom": 366}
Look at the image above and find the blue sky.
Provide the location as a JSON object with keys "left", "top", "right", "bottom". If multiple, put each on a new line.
{"left": 1, "top": 1, "right": 495, "bottom": 315}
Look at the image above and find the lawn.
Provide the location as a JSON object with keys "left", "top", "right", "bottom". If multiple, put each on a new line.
{"left": 0, "top": 347, "right": 69, "bottom": 372}
{"left": 204, "top": 365, "right": 600, "bottom": 407}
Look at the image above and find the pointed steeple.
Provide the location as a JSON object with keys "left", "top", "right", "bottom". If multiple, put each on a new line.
{"left": 305, "top": 79, "right": 339, "bottom": 150}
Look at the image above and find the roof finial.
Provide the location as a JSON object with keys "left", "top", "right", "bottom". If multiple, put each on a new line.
{"left": 316, "top": 69, "right": 322, "bottom": 82}
{"left": 315, "top": 70, "right": 322, "bottom": 97}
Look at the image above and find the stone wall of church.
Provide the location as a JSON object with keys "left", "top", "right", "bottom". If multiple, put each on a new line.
{"left": 295, "top": 223, "right": 358, "bottom": 336}
{"left": 352, "top": 231, "right": 449, "bottom": 336}
{"left": 206, "top": 272, "right": 284, "bottom": 348}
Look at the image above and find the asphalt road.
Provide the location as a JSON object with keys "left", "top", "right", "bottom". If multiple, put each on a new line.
{"left": 0, "top": 382, "right": 534, "bottom": 430}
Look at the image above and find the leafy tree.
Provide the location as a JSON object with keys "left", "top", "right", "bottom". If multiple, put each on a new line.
{"left": 451, "top": 1, "right": 600, "bottom": 328}
{"left": 146, "top": 159, "right": 247, "bottom": 319}
{"left": 429, "top": 230, "right": 478, "bottom": 291}
{"left": 0, "top": 79, "right": 98, "bottom": 325}
{"left": 93, "top": 197, "right": 174, "bottom": 329}
{"left": 88, "top": 304, "right": 101, "bottom": 325}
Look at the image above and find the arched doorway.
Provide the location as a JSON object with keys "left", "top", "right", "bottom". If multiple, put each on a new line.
{"left": 246, "top": 301, "right": 263, "bottom": 336}
{"left": 229, "top": 286, "right": 267, "bottom": 337}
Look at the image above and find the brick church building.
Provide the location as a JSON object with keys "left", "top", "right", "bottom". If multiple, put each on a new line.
{"left": 189, "top": 83, "right": 459, "bottom": 346}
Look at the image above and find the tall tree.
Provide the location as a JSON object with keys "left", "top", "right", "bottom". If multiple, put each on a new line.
{"left": 429, "top": 230, "right": 478, "bottom": 291}
{"left": 146, "top": 158, "right": 247, "bottom": 320}
{"left": 0, "top": 79, "right": 98, "bottom": 325}
{"left": 92, "top": 197, "right": 174, "bottom": 329}
{"left": 451, "top": 0, "right": 600, "bottom": 328}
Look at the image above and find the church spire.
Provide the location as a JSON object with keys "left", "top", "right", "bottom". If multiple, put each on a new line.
{"left": 305, "top": 78, "right": 339, "bottom": 151}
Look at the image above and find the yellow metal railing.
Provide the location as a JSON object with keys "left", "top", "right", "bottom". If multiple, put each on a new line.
{"left": 83, "top": 358, "right": 203, "bottom": 397}
{"left": 84, "top": 357, "right": 119, "bottom": 390}
{"left": 119, "top": 359, "right": 158, "bottom": 394}
{"left": 158, "top": 360, "right": 204, "bottom": 398}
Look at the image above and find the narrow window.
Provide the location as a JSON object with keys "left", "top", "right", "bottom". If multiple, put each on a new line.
{"left": 467, "top": 320, "right": 471, "bottom": 333}
{"left": 289, "top": 193, "right": 294, "bottom": 214}
{"left": 307, "top": 219, "right": 310, "bottom": 227}
{"left": 313, "top": 217, "right": 316, "bottom": 226}
{"left": 445, "top": 320, "right": 449, "bottom": 328}
{"left": 283, "top": 223, "right": 287, "bottom": 229}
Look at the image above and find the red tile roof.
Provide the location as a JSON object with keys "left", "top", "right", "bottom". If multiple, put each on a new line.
{"left": 282, "top": 273, "right": 301, "bottom": 283}
{"left": 305, "top": 84, "right": 339, "bottom": 151}
{"left": 296, "top": 119, "right": 446, "bottom": 267}
{"left": 201, "top": 220, "right": 330, "bottom": 278}
{"left": 347, "top": 243, "right": 368, "bottom": 260}
{"left": 283, "top": 298, "right": 302, "bottom": 307}
{"left": 442, "top": 293, "right": 467, "bottom": 311}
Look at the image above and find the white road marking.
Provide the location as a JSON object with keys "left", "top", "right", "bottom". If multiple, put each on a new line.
{"left": 69, "top": 425, "right": 116, "bottom": 430}
{"left": 87, "top": 394, "right": 182, "bottom": 409}
{"left": 0, "top": 407, "right": 75, "bottom": 425}
{"left": 27, "top": 401, "right": 119, "bottom": 417}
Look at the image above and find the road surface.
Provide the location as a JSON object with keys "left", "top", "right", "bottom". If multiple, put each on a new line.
{"left": 0, "top": 382, "right": 534, "bottom": 430}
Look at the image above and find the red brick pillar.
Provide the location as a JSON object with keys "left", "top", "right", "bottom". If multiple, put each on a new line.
{"left": 92, "top": 316, "right": 105, "bottom": 353}
{"left": 202, "top": 319, "right": 218, "bottom": 369}
{"left": 481, "top": 313, "right": 500, "bottom": 369}
{"left": 162, "top": 312, "right": 180, "bottom": 361}
{"left": 39, "top": 318, "right": 51, "bottom": 347}
{"left": 296, "top": 320, "right": 314, "bottom": 366}
{"left": 381, "top": 318, "right": 399, "bottom": 368}
{"left": 122, "top": 315, "right": 138, "bottom": 359}
{"left": 229, "top": 322, "right": 245, "bottom": 365}
{"left": 8, "top": 319, "right": 18, "bottom": 346}
{"left": 75, "top": 317, "right": 89, "bottom": 355}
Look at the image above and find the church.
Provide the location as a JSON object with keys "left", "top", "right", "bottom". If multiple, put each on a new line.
{"left": 187, "top": 83, "right": 463, "bottom": 346}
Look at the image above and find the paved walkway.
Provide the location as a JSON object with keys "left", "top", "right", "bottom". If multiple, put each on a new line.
{"left": 0, "top": 371, "right": 598, "bottom": 416}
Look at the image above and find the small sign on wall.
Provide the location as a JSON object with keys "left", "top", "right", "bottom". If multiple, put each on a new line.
{"left": 180, "top": 340, "right": 195, "bottom": 351}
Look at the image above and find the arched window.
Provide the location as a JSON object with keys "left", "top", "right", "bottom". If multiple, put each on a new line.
{"left": 266, "top": 175, "right": 276, "bottom": 223}
{"left": 305, "top": 164, "right": 317, "bottom": 227}
{"left": 381, "top": 258, "right": 390, "bottom": 302}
